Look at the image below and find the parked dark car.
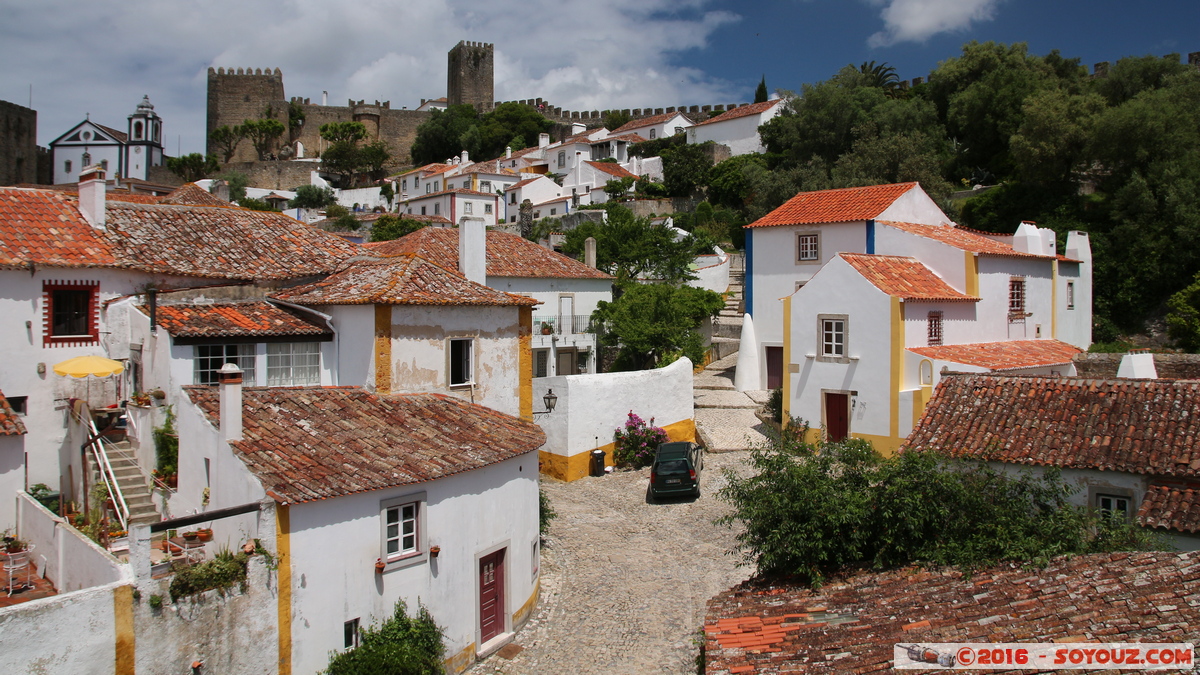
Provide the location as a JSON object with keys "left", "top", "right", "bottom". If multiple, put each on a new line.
{"left": 648, "top": 441, "right": 703, "bottom": 501}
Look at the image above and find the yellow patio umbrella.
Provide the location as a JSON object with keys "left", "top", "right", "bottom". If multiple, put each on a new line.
{"left": 53, "top": 355, "right": 125, "bottom": 378}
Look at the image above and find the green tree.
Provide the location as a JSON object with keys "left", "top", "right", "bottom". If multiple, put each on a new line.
{"left": 357, "top": 140, "right": 392, "bottom": 182}
{"left": 241, "top": 118, "right": 286, "bottom": 161}
{"left": 660, "top": 142, "right": 712, "bottom": 197}
{"left": 603, "top": 176, "right": 635, "bottom": 202}
{"left": 323, "top": 599, "right": 445, "bottom": 675}
{"left": 473, "top": 102, "right": 554, "bottom": 159}
{"left": 288, "top": 100, "right": 306, "bottom": 136}
{"left": 289, "top": 185, "right": 337, "bottom": 210}
{"left": 1167, "top": 272, "right": 1200, "bottom": 352}
{"left": 718, "top": 431, "right": 1164, "bottom": 586}
{"left": 209, "top": 125, "right": 245, "bottom": 163}
{"left": 319, "top": 121, "right": 368, "bottom": 145}
{"left": 369, "top": 215, "right": 426, "bottom": 242}
{"left": 754, "top": 76, "right": 769, "bottom": 104}
{"left": 707, "top": 154, "right": 767, "bottom": 210}
{"left": 321, "top": 141, "right": 362, "bottom": 188}
{"left": 410, "top": 105, "right": 480, "bottom": 165}
{"left": 858, "top": 60, "right": 900, "bottom": 96}
{"left": 1009, "top": 88, "right": 1106, "bottom": 185}
{"left": 1096, "top": 54, "right": 1193, "bottom": 106}
{"left": 604, "top": 110, "right": 631, "bottom": 132}
{"left": 236, "top": 197, "right": 280, "bottom": 212}
{"left": 166, "top": 153, "right": 219, "bottom": 182}
{"left": 561, "top": 205, "right": 705, "bottom": 283}
{"left": 216, "top": 171, "right": 250, "bottom": 202}
{"left": 379, "top": 181, "right": 394, "bottom": 207}
{"left": 592, "top": 282, "right": 725, "bottom": 370}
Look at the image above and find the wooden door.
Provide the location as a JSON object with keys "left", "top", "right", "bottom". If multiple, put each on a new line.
{"left": 765, "top": 347, "right": 783, "bottom": 390}
{"left": 558, "top": 295, "right": 575, "bottom": 334}
{"left": 825, "top": 393, "right": 849, "bottom": 442}
{"left": 556, "top": 349, "right": 576, "bottom": 376}
{"left": 479, "top": 549, "right": 506, "bottom": 644}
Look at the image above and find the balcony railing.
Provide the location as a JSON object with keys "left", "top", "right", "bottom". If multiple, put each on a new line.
{"left": 533, "top": 314, "right": 597, "bottom": 335}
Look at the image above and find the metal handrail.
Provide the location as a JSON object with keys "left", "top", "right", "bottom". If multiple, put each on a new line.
{"left": 533, "top": 314, "right": 598, "bottom": 335}
{"left": 75, "top": 406, "right": 131, "bottom": 532}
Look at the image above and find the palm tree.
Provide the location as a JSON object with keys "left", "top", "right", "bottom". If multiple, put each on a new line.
{"left": 858, "top": 61, "right": 902, "bottom": 97}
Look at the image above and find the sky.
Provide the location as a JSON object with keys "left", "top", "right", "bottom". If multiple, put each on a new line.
{"left": 2, "top": 0, "right": 1197, "bottom": 158}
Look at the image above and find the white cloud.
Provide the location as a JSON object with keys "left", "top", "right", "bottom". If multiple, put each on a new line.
{"left": 0, "top": 0, "right": 742, "bottom": 155}
{"left": 867, "top": 0, "right": 1001, "bottom": 48}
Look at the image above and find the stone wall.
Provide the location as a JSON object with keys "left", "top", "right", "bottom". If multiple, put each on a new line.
{"left": 447, "top": 41, "right": 494, "bottom": 107}
{"left": 0, "top": 99, "right": 38, "bottom": 186}
{"left": 1072, "top": 352, "right": 1200, "bottom": 380}
{"left": 223, "top": 159, "right": 318, "bottom": 191}
{"left": 206, "top": 67, "right": 287, "bottom": 163}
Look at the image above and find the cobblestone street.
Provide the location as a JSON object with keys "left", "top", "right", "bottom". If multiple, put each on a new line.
{"left": 474, "top": 451, "right": 753, "bottom": 675}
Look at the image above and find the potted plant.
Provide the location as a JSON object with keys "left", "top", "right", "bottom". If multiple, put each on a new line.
{"left": 541, "top": 321, "right": 554, "bottom": 335}
{"left": 375, "top": 558, "right": 386, "bottom": 573}
{"left": 429, "top": 545, "right": 441, "bottom": 558}
{"left": 197, "top": 528, "right": 213, "bottom": 542}
{"left": 3, "top": 529, "right": 27, "bottom": 553}
{"left": 182, "top": 530, "right": 199, "bottom": 542}
{"left": 130, "top": 392, "right": 152, "bottom": 407}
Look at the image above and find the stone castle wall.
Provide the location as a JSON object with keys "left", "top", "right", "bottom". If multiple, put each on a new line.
{"left": 447, "top": 41, "right": 494, "bottom": 107}
{"left": 206, "top": 67, "right": 287, "bottom": 163}
{"left": 1073, "top": 353, "right": 1200, "bottom": 381}
{"left": 0, "top": 99, "right": 39, "bottom": 186}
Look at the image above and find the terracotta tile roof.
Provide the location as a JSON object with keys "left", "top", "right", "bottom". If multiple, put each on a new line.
{"left": 533, "top": 196, "right": 571, "bottom": 208}
{"left": 141, "top": 301, "right": 330, "bottom": 339}
{"left": 95, "top": 123, "right": 129, "bottom": 144}
{"left": 596, "top": 132, "right": 648, "bottom": 144}
{"left": 159, "top": 183, "right": 236, "bottom": 207}
{"left": 908, "top": 340, "right": 1081, "bottom": 371}
{"left": 370, "top": 227, "right": 612, "bottom": 280}
{"left": 904, "top": 373, "right": 1200, "bottom": 478}
{"left": 185, "top": 387, "right": 545, "bottom": 503}
{"left": 30, "top": 184, "right": 164, "bottom": 204}
{"left": 879, "top": 220, "right": 1054, "bottom": 259}
{"left": 612, "top": 111, "right": 688, "bottom": 134}
{"left": 271, "top": 254, "right": 540, "bottom": 306}
{"left": 747, "top": 183, "right": 919, "bottom": 228}
{"left": 585, "top": 162, "right": 638, "bottom": 179}
{"left": 0, "top": 187, "right": 120, "bottom": 268}
{"left": 0, "top": 391, "right": 28, "bottom": 436}
{"left": 693, "top": 99, "right": 783, "bottom": 127}
{"left": 458, "top": 160, "right": 518, "bottom": 176}
{"left": 705, "top": 550, "right": 1200, "bottom": 674}
{"left": 100, "top": 192, "right": 163, "bottom": 204}
{"left": 395, "top": 163, "right": 456, "bottom": 179}
{"left": 840, "top": 253, "right": 977, "bottom": 302}
{"left": 507, "top": 177, "right": 543, "bottom": 190}
{"left": 1138, "top": 484, "right": 1200, "bottom": 534}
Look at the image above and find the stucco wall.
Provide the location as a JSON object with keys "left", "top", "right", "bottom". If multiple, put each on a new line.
{"left": 690, "top": 249, "right": 731, "bottom": 294}
{"left": 0, "top": 579, "right": 130, "bottom": 675}
{"left": 0, "top": 435, "right": 23, "bottom": 529}
{"left": 285, "top": 452, "right": 540, "bottom": 674}
{"left": 688, "top": 112, "right": 773, "bottom": 156}
{"left": 18, "top": 491, "right": 129, "bottom": 592}
{"left": 533, "top": 358, "right": 695, "bottom": 481}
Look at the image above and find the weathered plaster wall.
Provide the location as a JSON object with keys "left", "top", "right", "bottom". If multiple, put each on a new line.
{"left": 18, "top": 492, "right": 128, "bottom": 592}
{"left": 0, "top": 579, "right": 130, "bottom": 675}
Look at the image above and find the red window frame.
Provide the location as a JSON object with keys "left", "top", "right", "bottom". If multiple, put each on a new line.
{"left": 43, "top": 280, "right": 100, "bottom": 347}
{"left": 928, "top": 311, "right": 943, "bottom": 346}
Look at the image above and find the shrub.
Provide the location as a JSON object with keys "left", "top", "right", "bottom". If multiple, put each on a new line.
{"left": 539, "top": 487, "right": 557, "bottom": 537}
{"left": 766, "top": 388, "right": 783, "bottom": 423}
{"left": 612, "top": 411, "right": 669, "bottom": 468}
{"left": 169, "top": 548, "right": 250, "bottom": 602}
{"left": 323, "top": 599, "right": 445, "bottom": 675}
{"left": 153, "top": 406, "right": 178, "bottom": 476}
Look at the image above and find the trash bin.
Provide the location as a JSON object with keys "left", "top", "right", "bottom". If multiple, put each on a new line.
{"left": 590, "top": 449, "right": 606, "bottom": 477}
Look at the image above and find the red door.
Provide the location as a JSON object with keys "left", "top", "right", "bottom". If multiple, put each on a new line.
{"left": 765, "top": 347, "right": 783, "bottom": 390}
{"left": 825, "top": 393, "right": 849, "bottom": 442}
{"left": 479, "top": 549, "right": 506, "bottom": 643}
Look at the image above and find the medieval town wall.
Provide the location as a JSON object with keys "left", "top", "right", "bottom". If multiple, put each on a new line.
{"left": 0, "top": 99, "right": 39, "bottom": 186}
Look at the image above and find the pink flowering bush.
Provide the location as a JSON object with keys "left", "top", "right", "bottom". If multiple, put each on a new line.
{"left": 613, "top": 410, "right": 669, "bottom": 468}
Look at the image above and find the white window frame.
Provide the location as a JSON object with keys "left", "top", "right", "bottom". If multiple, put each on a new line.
{"left": 817, "top": 314, "right": 849, "bottom": 364}
{"left": 194, "top": 344, "right": 256, "bottom": 384}
{"left": 796, "top": 232, "right": 820, "bottom": 263}
{"left": 557, "top": 151, "right": 565, "bottom": 168}
{"left": 448, "top": 337, "right": 474, "bottom": 387}
{"left": 1066, "top": 281, "right": 1075, "bottom": 310}
{"left": 464, "top": 201, "right": 473, "bottom": 215}
{"left": 649, "top": 128, "right": 656, "bottom": 139}
{"left": 380, "top": 491, "right": 427, "bottom": 569}
{"left": 1096, "top": 493, "right": 1130, "bottom": 517}
{"left": 267, "top": 342, "right": 321, "bottom": 386}
{"left": 484, "top": 203, "right": 492, "bottom": 215}
{"left": 480, "top": 180, "right": 491, "bottom": 192}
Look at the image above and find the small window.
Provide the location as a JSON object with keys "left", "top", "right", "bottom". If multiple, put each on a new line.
{"left": 64, "top": 160, "right": 72, "bottom": 174}
{"left": 550, "top": 208, "right": 557, "bottom": 216}
{"left": 402, "top": 179, "right": 407, "bottom": 191}
{"left": 433, "top": 202, "right": 440, "bottom": 215}
{"left": 557, "top": 151, "right": 565, "bottom": 168}
{"left": 817, "top": 314, "right": 849, "bottom": 363}
{"left": 426, "top": 183, "right": 431, "bottom": 194}
{"left": 344, "top": 619, "right": 360, "bottom": 650}
{"left": 6, "top": 396, "right": 27, "bottom": 415}
{"left": 1066, "top": 281, "right": 1075, "bottom": 310}
{"left": 1009, "top": 277, "right": 1026, "bottom": 317}
{"left": 413, "top": 177, "right": 419, "bottom": 189}
{"left": 480, "top": 181, "right": 491, "bottom": 192}
{"left": 421, "top": 206, "right": 426, "bottom": 215}
{"left": 797, "top": 233, "right": 819, "bottom": 262}
{"left": 380, "top": 491, "right": 427, "bottom": 569}
{"left": 464, "top": 201, "right": 473, "bottom": 214}
{"left": 267, "top": 342, "right": 320, "bottom": 386}
{"left": 1097, "top": 494, "right": 1130, "bottom": 516}
{"left": 44, "top": 282, "right": 99, "bottom": 346}
{"left": 194, "top": 344, "right": 256, "bottom": 385}
{"left": 649, "top": 128, "right": 656, "bottom": 139}
{"left": 510, "top": 193, "right": 517, "bottom": 204}
{"left": 449, "top": 337, "right": 473, "bottom": 386}
{"left": 534, "top": 350, "right": 548, "bottom": 378}
{"left": 433, "top": 181, "right": 440, "bottom": 192}
{"left": 484, "top": 203, "right": 492, "bottom": 215}
{"left": 927, "top": 311, "right": 943, "bottom": 346}
{"left": 101, "top": 159, "right": 109, "bottom": 171}
{"left": 534, "top": 211, "right": 541, "bottom": 219}
{"left": 674, "top": 126, "right": 683, "bottom": 135}
{"left": 510, "top": 216, "right": 516, "bottom": 223}
{"left": 81, "top": 152, "right": 92, "bottom": 168}
{"left": 134, "top": 121, "right": 143, "bottom": 139}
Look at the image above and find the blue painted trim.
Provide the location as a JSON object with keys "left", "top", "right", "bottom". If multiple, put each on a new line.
{"left": 744, "top": 228, "right": 754, "bottom": 318}
{"left": 866, "top": 219, "right": 875, "bottom": 255}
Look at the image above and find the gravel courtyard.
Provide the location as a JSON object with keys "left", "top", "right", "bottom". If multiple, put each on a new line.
{"left": 473, "top": 450, "right": 754, "bottom": 675}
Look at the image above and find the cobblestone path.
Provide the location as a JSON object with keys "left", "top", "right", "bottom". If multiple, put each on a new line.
{"left": 474, "top": 451, "right": 753, "bottom": 675}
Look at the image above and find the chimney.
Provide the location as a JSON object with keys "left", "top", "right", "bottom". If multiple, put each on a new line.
{"left": 459, "top": 217, "right": 487, "bottom": 285}
{"left": 539, "top": 133, "right": 550, "bottom": 148}
{"left": 217, "top": 363, "right": 244, "bottom": 442}
{"left": 461, "top": 150, "right": 469, "bottom": 165}
{"left": 77, "top": 165, "right": 107, "bottom": 229}
{"left": 211, "top": 180, "right": 231, "bottom": 202}
{"left": 1117, "top": 351, "right": 1158, "bottom": 379}
{"left": 572, "top": 122, "right": 585, "bottom": 135}
{"left": 585, "top": 236, "right": 597, "bottom": 268}
{"left": 506, "top": 146, "right": 512, "bottom": 158}
{"left": 1012, "top": 221, "right": 1042, "bottom": 255}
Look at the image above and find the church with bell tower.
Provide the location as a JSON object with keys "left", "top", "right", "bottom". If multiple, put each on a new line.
{"left": 49, "top": 95, "right": 165, "bottom": 184}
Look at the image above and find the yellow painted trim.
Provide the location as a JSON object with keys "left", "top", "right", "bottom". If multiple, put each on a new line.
{"left": 113, "top": 585, "right": 135, "bottom": 675}
{"left": 912, "top": 384, "right": 933, "bottom": 430}
{"left": 539, "top": 419, "right": 697, "bottom": 482}
{"left": 445, "top": 642, "right": 476, "bottom": 674}
{"left": 1051, "top": 259, "right": 1058, "bottom": 339}
{"left": 889, "top": 297, "right": 904, "bottom": 443}
{"left": 512, "top": 578, "right": 540, "bottom": 629}
{"left": 374, "top": 304, "right": 392, "bottom": 394}
{"left": 782, "top": 295, "right": 792, "bottom": 420}
{"left": 964, "top": 251, "right": 979, "bottom": 298}
{"left": 519, "top": 307, "right": 533, "bottom": 420}
{"left": 276, "top": 504, "right": 293, "bottom": 675}
{"left": 852, "top": 432, "right": 905, "bottom": 457}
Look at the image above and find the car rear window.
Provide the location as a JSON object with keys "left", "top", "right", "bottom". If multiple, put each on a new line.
{"left": 656, "top": 459, "right": 688, "bottom": 474}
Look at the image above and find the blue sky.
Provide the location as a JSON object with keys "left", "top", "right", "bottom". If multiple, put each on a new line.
{"left": 1, "top": 0, "right": 1196, "bottom": 160}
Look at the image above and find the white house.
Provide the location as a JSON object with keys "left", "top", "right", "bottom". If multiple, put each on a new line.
{"left": 401, "top": 188, "right": 501, "bottom": 227}
{"left": 610, "top": 111, "right": 693, "bottom": 141}
{"left": 502, "top": 175, "right": 563, "bottom": 225}
{"left": 371, "top": 226, "right": 614, "bottom": 377}
{"left": 180, "top": 379, "right": 546, "bottom": 674}
{"left": 564, "top": 161, "right": 639, "bottom": 206}
{"left": 686, "top": 99, "right": 784, "bottom": 156}
{"left": 50, "top": 96, "right": 165, "bottom": 185}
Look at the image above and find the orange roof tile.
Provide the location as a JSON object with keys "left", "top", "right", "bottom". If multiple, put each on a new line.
{"left": 1138, "top": 484, "right": 1200, "bottom": 534}
{"left": 0, "top": 187, "right": 120, "bottom": 268}
{"left": 370, "top": 227, "right": 612, "bottom": 280}
{"left": 185, "top": 387, "right": 545, "bottom": 503}
{"left": 705, "top": 550, "right": 1200, "bottom": 674}
{"left": 908, "top": 339, "right": 1080, "bottom": 371}
{"left": 585, "top": 162, "right": 637, "bottom": 179}
{"left": 840, "top": 253, "right": 976, "bottom": 302}
{"left": 693, "top": 99, "right": 783, "bottom": 127}
{"left": 0, "top": 391, "right": 28, "bottom": 436}
{"left": 879, "top": 220, "right": 1053, "bottom": 259}
{"left": 904, "top": 373, "right": 1200, "bottom": 478}
{"left": 598, "top": 132, "right": 648, "bottom": 144}
{"left": 143, "top": 301, "right": 330, "bottom": 339}
{"left": 271, "top": 255, "right": 540, "bottom": 306}
{"left": 159, "top": 183, "right": 236, "bottom": 207}
{"left": 747, "top": 183, "right": 918, "bottom": 228}
{"left": 612, "top": 111, "right": 689, "bottom": 134}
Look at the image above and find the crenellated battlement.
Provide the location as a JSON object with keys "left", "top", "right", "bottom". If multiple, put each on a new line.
{"left": 207, "top": 67, "right": 282, "bottom": 77}
{"left": 476, "top": 99, "right": 757, "bottom": 127}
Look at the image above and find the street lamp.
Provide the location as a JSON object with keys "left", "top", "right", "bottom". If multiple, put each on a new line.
{"left": 534, "top": 389, "right": 558, "bottom": 416}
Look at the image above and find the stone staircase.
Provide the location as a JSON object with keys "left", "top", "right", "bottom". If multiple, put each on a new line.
{"left": 92, "top": 441, "right": 160, "bottom": 526}
{"left": 707, "top": 257, "right": 744, "bottom": 364}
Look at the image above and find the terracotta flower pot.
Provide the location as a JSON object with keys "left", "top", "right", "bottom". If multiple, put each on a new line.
{"left": 197, "top": 529, "right": 213, "bottom": 542}
{"left": 375, "top": 559, "right": 386, "bottom": 573}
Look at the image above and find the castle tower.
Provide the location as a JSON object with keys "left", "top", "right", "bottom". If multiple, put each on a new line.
{"left": 124, "top": 95, "right": 164, "bottom": 181}
{"left": 447, "top": 41, "right": 494, "bottom": 107}
{"left": 206, "top": 67, "right": 286, "bottom": 162}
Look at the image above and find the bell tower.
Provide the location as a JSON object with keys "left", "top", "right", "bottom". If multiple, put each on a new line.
{"left": 124, "top": 95, "right": 164, "bottom": 181}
